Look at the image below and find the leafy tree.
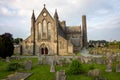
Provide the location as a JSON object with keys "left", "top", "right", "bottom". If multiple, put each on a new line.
{"left": 13, "top": 38, "right": 23, "bottom": 44}
{"left": 0, "top": 33, "right": 14, "bottom": 58}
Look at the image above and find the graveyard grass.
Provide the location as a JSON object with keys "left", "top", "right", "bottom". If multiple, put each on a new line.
{"left": 0, "top": 58, "right": 120, "bottom": 80}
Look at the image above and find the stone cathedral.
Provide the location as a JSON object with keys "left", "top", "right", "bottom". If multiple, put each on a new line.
{"left": 21, "top": 5, "right": 87, "bottom": 56}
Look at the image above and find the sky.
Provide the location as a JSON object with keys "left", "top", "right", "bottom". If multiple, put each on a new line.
{"left": 0, "top": 0, "right": 120, "bottom": 41}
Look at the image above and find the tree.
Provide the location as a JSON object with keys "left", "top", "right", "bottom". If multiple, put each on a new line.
{"left": 0, "top": 33, "right": 14, "bottom": 58}
{"left": 13, "top": 38, "right": 23, "bottom": 44}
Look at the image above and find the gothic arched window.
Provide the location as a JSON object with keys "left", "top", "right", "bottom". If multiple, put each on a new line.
{"left": 42, "top": 20, "right": 47, "bottom": 38}
{"left": 38, "top": 23, "right": 42, "bottom": 40}
{"left": 48, "top": 23, "right": 51, "bottom": 40}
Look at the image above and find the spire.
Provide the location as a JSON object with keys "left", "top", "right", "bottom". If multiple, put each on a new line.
{"left": 44, "top": 4, "right": 46, "bottom": 8}
{"left": 31, "top": 10, "right": 35, "bottom": 20}
{"left": 54, "top": 9, "right": 59, "bottom": 20}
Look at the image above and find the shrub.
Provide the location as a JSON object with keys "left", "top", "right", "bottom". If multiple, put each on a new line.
{"left": 6, "top": 62, "right": 23, "bottom": 71}
{"left": 67, "top": 60, "right": 83, "bottom": 75}
{"left": 89, "top": 64, "right": 95, "bottom": 70}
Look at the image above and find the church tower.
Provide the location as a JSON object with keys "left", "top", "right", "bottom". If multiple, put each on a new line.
{"left": 31, "top": 10, "right": 36, "bottom": 55}
{"left": 82, "top": 15, "right": 88, "bottom": 48}
{"left": 54, "top": 9, "right": 59, "bottom": 55}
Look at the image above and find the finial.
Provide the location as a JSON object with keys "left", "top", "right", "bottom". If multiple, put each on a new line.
{"left": 44, "top": 4, "right": 46, "bottom": 7}
{"left": 55, "top": 9, "right": 57, "bottom": 12}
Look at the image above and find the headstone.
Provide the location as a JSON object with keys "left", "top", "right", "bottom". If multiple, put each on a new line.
{"left": 116, "top": 55, "right": 120, "bottom": 62}
{"left": 38, "top": 57, "right": 43, "bottom": 65}
{"left": 25, "top": 60, "right": 32, "bottom": 70}
{"left": 88, "top": 69, "right": 101, "bottom": 78}
{"left": 96, "top": 77, "right": 107, "bottom": 80}
{"left": 42, "top": 56, "right": 48, "bottom": 64}
{"left": 105, "top": 63, "right": 112, "bottom": 72}
{"left": 48, "top": 56, "right": 56, "bottom": 65}
{"left": 79, "top": 56, "right": 85, "bottom": 63}
{"left": 55, "top": 71, "right": 60, "bottom": 80}
{"left": 116, "top": 64, "right": 120, "bottom": 72}
{"left": 0, "top": 57, "right": 2, "bottom": 61}
{"left": 84, "top": 57, "right": 89, "bottom": 63}
{"left": 55, "top": 70, "right": 66, "bottom": 80}
{"left": 50, "top": 63, "right": 56, "bottom": 72}
{"left": 6, "top": 57, "right": 10, "bottom": 63}
{"left": 96, "top": 58, "right": 103, "bottom": 64}
{"left": 16, "top": 56, "right": 20, "bottom": 60}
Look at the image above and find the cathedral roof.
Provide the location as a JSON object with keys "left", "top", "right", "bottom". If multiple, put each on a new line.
{"left": 66, "top": 26, "right": 81, "bottom": 33}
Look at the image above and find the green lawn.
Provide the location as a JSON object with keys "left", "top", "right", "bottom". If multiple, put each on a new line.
{"left": 0, "top": 58, "right": 120, "bottom": 80}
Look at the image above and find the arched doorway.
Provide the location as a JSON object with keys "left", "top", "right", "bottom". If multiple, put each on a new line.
{"left": 41, "top": 48, "right": 44, "bottom": 54}
{"left": 40, "top": 44, "right": 48, "bottom": 55}
{"left": 45, "top": 47, "right": 48, "bottom": 55}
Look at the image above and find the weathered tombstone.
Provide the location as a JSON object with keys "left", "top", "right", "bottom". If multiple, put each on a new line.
{"left": 88, "top": 69, "right": 101, "bottom": 79}
{"left": 116, "top": 55, "right": 120, "bottom": 62}
{"left": 65, "top": 58, "right": 71, "bottom": 64}
{"left": 55, "top": 71, "right": 60, "bottom": 80}
{"left": 6, "top": 57, "right": 10, "bottom": 63}
{"left": 55, "top": 70, "right": 66, "bottom": 80}
{"left": 25, "top": 60, "right": 32, "bottom": 70}
{"left": 80, "top": 56, "right": 85, "bottom": 63}
{"left": 42, "top": 55, "right": 48, "bottom": 64}
{"left": 48, "top": 56, "right": 56, "bottom": 65}
{"left": 116, "top": 64, "right": 120, "bottom": 72}
{"left": 38, "top": 57, "right": 43, "bottom": 65}
{"left": 59, "top": 60, "right": 64, "bottom": 67}
{"left": 50, "top": 63, "right": 56, "bottom": 72}
{"left": 96, "top": 78, "right": 107, "bottom": 80}
{"left": 84, "top": 57, "right": 89, "bottom": 64}
{"left": 105, "top": 63, "right": 112, "bottom": 72}
{"left": 59, "top": 70, "right": 66, "bottom": 80}
{"left": 16, "top": 56, "right": 20, "bottom": 60}
{"left": 96, "top": 58, "right": 103, "bottom": 64}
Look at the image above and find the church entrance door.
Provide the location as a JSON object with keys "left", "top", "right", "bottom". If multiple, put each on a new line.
{"left": 40, "top": 47, "right": 48, "bottom": 55}
{"left": 45, "top": 47, "right": 48, "bottom": 54}
{"left": 41, "top": 48, "right": 44, "bottom": 54}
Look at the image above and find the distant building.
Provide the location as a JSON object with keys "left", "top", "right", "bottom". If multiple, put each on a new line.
{"left": 21, "top": 5, "right": 88, "bottom": 55}
{"left": 88, "top": 40, "right": 106, "bottom": 47}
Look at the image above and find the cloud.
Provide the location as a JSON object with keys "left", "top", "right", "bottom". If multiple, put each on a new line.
{"left": 0, "top": 6, "right": 12, "bottom": 16}
{"left": 0, "top": 0, "right": 120, "bottom": 41}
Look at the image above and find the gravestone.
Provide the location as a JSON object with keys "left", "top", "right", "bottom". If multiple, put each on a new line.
{"left": 116, "top": 64, "right": 120, "bottom": 72}
{"left": 55, "top": 70, "right": 66, "bottom": 80}
{"left": 84, "top": 57, "right": 89, "bottom": 64}
{"left": 50, "top": 63, "right": 56, "bottom": 72}
{"left": 80, "top": 56, "right": 85, "bottom": 63}
{"left": 96, "top": 58, "right": 103, "bottom": 64}
{"left": 105, "top": 63, "right": 112, "bottom": 72}
{"left": 116, "top": 55, "right": 120, "bottom": 62}
{"left": 6, "top": 57, "right": 10, "bottom": 63}
{"left": 16, "top": 56, "right": 20, "bottom": 60}
{"left": 65, "top": 58, "right": 71, "bottom": 64}
{"left": 25, "top": 60, "right": 32, "bottom": 70}
{"left": 42, "top": 56, "right": 48, "bottom": 64}
{"left": 38, "top": 56, "right": 43, "bottom": 65}
{"left": 88, "top": 69, "right": 101, "bottom": 78}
